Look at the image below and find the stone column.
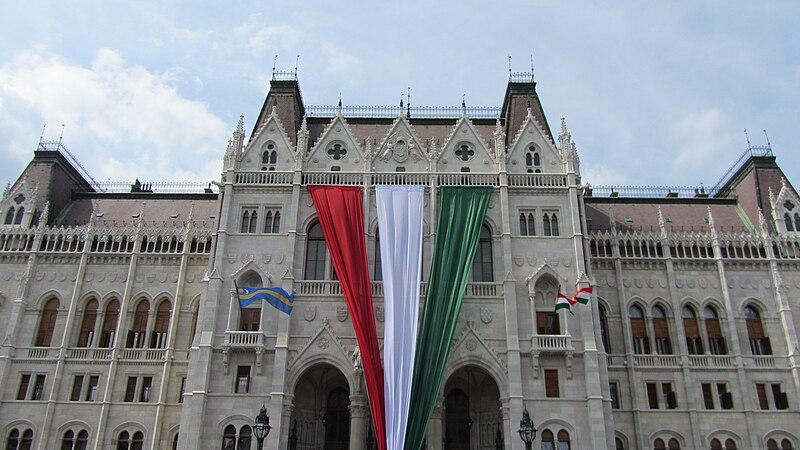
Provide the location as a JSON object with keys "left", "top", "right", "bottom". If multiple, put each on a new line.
{"left": 349, "top": 395, "right": 368, "bottom": 450}
{"left": 426, "top": 398, "right": 443, "bottom": 450}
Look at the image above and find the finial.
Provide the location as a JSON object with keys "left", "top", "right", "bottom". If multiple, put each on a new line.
{"left": 400, "top": 93, "right": 404, "bottom": 109}
{"left": 706, "top": 206, "right": 716, "bottom": 229}
{"left": 58, "top": 123, "right": 65, "bottom": 144}
{"left": 763, "top": 129, "right": 772, "bottom": 152}
{"left": 530, "top": 54, "right": 535, "bottom": 82}
{"left": 461, "top": 94, "right": 466, "bottom": 117}
{"left": 406, "top": 86, "right": 411, "bottom": 119}
{"left": 237, "top": 114, "right": 245, "bottom": 133}
{"left": 39, "top": 123, "right": 46, "bottom": 145}
{"left": 295, "top": 54, "right": 300, "bottom": 78}
{"left": 508, "top": 55, "right": 512, "bottom": 77}
{"left": 560, "top": 117, "right": 568, "bottom": 134}
{"left": 272, "top": 54, "right": 278, "bottom": 79}
{"left": 744, "top": 128, "right": 751, "bottom": 149}
{"left": 337, "top": 94, "right": 342, "bottom": 115}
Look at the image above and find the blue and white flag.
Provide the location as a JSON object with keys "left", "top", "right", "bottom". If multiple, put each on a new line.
{"left": 237, "top": 286, "right": 295, "bottom": 315}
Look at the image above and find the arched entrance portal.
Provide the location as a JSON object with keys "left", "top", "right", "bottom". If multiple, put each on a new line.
{"left": 290, "top": 364, "right": 350, "bottom": 449}
{"left": 444, "top": 366, "right": 502, "bottom": 450}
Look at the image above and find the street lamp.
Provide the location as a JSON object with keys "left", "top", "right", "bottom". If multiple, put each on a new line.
{"left": 517, "top": 408, "right": 537, "bottom": 450}
{"left": 253, "top": 404, "right": 272, "bottom": 450}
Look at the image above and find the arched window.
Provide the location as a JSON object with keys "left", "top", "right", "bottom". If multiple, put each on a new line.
{"left": 786, "top": 213, "right": 795, "bottom": 232}
{"left": 35, "top": 297, "right": 60, "bottom": 346}
{"left": 781, "top": 438, "right": 794, "bottom": 450}
{"left": 652, "top": 306, "right": 672, "bottom": 354}
{"left": 222, "top": 425, "right": 236, "bottom": 450}
{"left": 653, "top": 438, "right": 666, "bottom": 450}
{"left": 557, "top": 430, "right": 571, "bottom": 450}
{"left": 238, "top": 425, "right": 252, "bottom": 450}
{"left": 304, "top": 222, "right": 328, "bottom": 280}
{"left": 263, "top": 210, "right": 281, "bottom": 234}
{"left": 248, "top": 211, "right": 257, "bottom": 234}
{"left": 616, "top": 437, "right": 625, "bottom": 450}
{"left": 14, "top": 207, "right": 24, "bottom": 225}
{"left": 127, "top": 300, "right": 150, "bottom": 348}
{"left": 6, "top": 429, "right": 20, "bottom": 450}
{"left": 117, "top": 431, "right": 130, "bottom": 450}
{"left": 101, "top": 299, "right": 120, "bottom": 348}
{"left": 150, "top": 300, "right": 171, "bottom": 348}
{"left": 704, "top": 306, "right": 727, "bottom": 355}
{"left": 541, "top": 430, "right": 555, "bottom": 450}
{"left": 240, "top": 211, "right": 250, "bottom": 233}
{"left": 668, "top": 438, "right": 681, "bottom": 450}
{"left": 75, "top": 431, "right": 88, "bottom": 450}
{"left": 745, "top": 305, "right": 771, "bottom": 355}
{"left": 543, "top": 214, "right": 552, "bottom": 236}
{"left": 630, "top": 305, "right": 650, "bottom": 354}
{"left": 724, "top": 439, "right": 737, "bottom": 450}
{"left": 4, "top": 207, "right": 14, "bottom": 224}
{"left": 61, "top": 430, "right": 75, "bottom": 450}
{"left": 599, "top": 304, "right": 611, "bottom": 353}
{"left": 172, "top": 433, "right": 179, "bottom": 450}
{"left": 131, "top": 431, "right": 144, "bottom": 450}
{"left": 78, "top": 299, "right": 99, "bottom": 347}
{"left": 525, "top": 152, "right": 533, "bottom": 166}
{"left": 471, "top": 225, "right": 493, "bottom": 282}
{"left": 767, "top": 439, "right": 779, "bottom": 450}
{"left": 682, "top": 306, "right": 703, "bottom": 354}
{"left": 520, "top": 212, "right": 536, "bottom": 236}
{"left": 710, "top": 439, "right": 722, "bottom": 450}
{"left": 533, "top": 152, "right": 541, "bottom": 166}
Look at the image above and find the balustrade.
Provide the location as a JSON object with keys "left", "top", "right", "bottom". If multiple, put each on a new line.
{"left": 119, "top": 348, "right": 167, "bottom": 361}
{"left": 633, "top": 354, "right": 681, "bottom": 367}
{"left": 225, "top": 331, "right": 264, "bottom": 348}
{"left": 532, "top": 334, "right": 573, "bottom": 352}
{"left": 507, "top": 173, "right": 568, "bottom": 188}
{"left": 688, "top": 355, "right": 735, "bottom": 368}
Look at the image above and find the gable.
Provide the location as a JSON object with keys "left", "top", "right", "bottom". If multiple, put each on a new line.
{"left": 372, "top": 116, "right": 430, "bottom": 172}
{"left": 239, "top": 109, "right": 296, "bottom": 172}
{"left": 506, "top": 111, "right": 564, "bottom": 174}
{"left": 306, "top": 114, "right": 364, "bottom": 172}
{"left": 437, "top": 117, "right": 495, "bottom": 172}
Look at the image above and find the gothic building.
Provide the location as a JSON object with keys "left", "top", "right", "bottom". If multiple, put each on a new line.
{"left": 0, "top": 72, "right": 798, "bottom": 450}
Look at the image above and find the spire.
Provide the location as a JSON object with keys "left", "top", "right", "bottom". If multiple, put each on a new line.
{"left": 559, "top": 117, "right": 571, "bottom": 153}
{"left": 657, "top": 206, "right": 667, "bottom": 234}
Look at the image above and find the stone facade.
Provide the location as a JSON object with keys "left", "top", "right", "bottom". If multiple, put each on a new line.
{"left": 0, "top": 74, "right": 798, "bottom": 450}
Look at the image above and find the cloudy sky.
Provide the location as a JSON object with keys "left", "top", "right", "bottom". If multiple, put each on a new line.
{"left": 1, "top": 2, "right": 798, "bottom": 190}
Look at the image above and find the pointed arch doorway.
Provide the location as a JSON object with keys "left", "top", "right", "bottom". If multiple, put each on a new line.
{"left": 291, "top": 364, "right": 350, "bottom": 450}
{"left": 444, "top": 366, "right": 502, "bottom": 450}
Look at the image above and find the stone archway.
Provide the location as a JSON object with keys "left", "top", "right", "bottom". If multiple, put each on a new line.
{"left": 443, "top": 366, "right": 502, "bottom": 450}
{"left": 290, "top": 364, "right": 350, "bottom": 450}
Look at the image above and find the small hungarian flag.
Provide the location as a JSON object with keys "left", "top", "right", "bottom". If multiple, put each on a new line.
{"left": 573, "top": 286, "right": 593, "bottom": 304}
{"left": 556, "top": 292, "right": 575, "bottom": 314}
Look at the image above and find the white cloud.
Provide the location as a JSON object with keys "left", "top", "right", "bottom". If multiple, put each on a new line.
{"left": 670, "top": 108, "right": 736, "bottom": 179}
{"left": 582, "top": 163, "right": 629, "bottom": 187}
{"left": 244, "top": 24, "right": 302, "bottom": 55}
{"left": 0, "top": 48, "right": 229, "bottom": 184}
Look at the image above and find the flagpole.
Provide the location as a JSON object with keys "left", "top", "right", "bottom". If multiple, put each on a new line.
{"left": 233, "top": 280, "right": 244, "bottom": 330}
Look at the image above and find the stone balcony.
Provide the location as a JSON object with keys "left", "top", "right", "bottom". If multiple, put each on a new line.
{"left": 605, "top": 354, "right": 785, "bottom": 370}
{"left": 530, "top": 334, "right": 575, "bottom": 379}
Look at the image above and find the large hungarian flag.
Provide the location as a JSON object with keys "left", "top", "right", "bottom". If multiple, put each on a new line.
{"left": 308, "top": 185, "right": 386, "bottom": 450}
{"left": 376, "top": 185, "right": 425, "bottom": 450}
{"left": 404, "top": 186, "right": 492, "bottom": 450}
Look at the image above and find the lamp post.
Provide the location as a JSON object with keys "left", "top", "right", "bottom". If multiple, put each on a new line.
{"left": 253, "top": 405, "right": 272, "bottom": 450}
{"left": 517, "top": 408, "right": 537, "bottom": 450}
